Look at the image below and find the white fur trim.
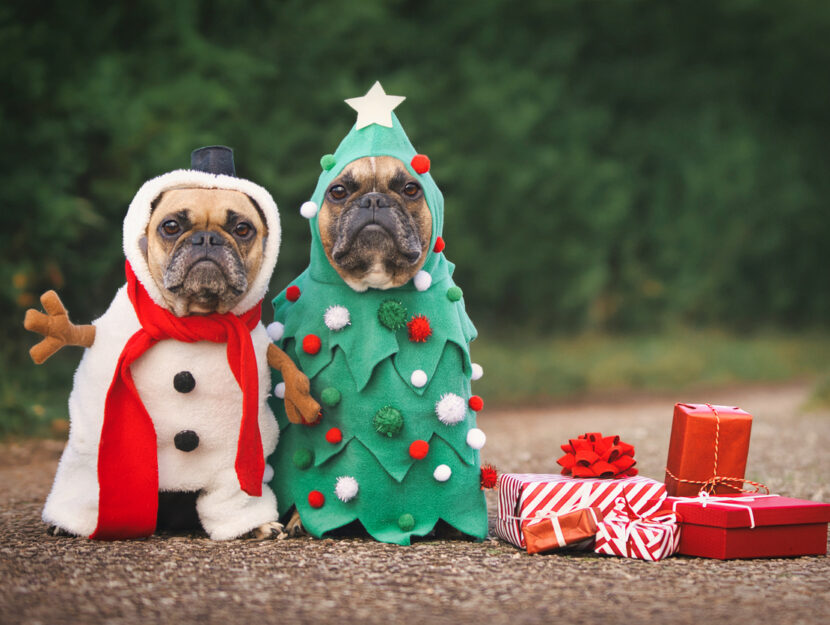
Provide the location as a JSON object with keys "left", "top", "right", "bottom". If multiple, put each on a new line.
{"left": 334, "top": 476, "right": 359, "bottom": 502}
{"left": 466, "top": 428, "right": 486, "bottom": 450}
{"left": 122, "top": 169, "right": 281, "bottom": 315}
{"left": 414, "top": 270, "right": 432, "bottom": 292}
{"left": 266, "top": 321, "right": 285, "bottom": 342}
{"left": 471, "top": 362, "right": 484, "bottom": 381}
{"left": 324, "top": 305, "right": 351, "bottom": 331}
{"left": 433, "top": 464, "right": 452, "bottom": 482}
{"left": 300, "top": 200, "right": 318, "bottom": 219}
{"left": 262, "top": 464, "right": 274, "bottom": 483}
{"left": 435, "top": 393, "right": 466, "bottom": 425}
{"left": 410, "top": 369, "right": 427, "bottom": 388}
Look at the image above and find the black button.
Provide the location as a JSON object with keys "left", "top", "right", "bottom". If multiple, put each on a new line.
{"left": 173, "top": 371, "right": 196, "bottom": 393}
{"left": 174, "top": 430, "right": 199, "bottom": 452}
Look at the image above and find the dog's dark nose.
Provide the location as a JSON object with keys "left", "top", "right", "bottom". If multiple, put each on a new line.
{"left": 188, "top": 230, "right": 223, "bottom": 247}
{"left": 357, "top": 192, "right": 391, "bottom": 211}
{"left": 174, "top": 430, "right": 199, "bottom": 452}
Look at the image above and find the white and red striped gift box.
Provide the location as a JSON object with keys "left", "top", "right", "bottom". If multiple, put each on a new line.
{"left": 594, "top": 511, "right": 681, "bottom": 561}
{"left": 496, "top": 473, "right": 667, "bottom": 549}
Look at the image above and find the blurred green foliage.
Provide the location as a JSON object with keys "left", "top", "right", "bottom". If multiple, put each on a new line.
{"left": 2, "top": 0, "right": 829, "bottom": 434}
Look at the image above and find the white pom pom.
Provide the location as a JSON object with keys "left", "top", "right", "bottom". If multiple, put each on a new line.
{"left": 274, "top": 382, "right": 285, "bottom": 399}
{"left": 410, "top": 369, "right": 428, "bottom": 388}
{"left": 300, "top": 200, "right": 318, "bottom": 219}
{"left": 471, "top": 362, "right": 484, "bottom": 381}
{"left": 335, "top": 476, "right": 359, "bottom": 502}
{"left": 414, "top": 270, "right": 432, "bottom": 292}
{"left": 324, "top": 305, "right": 351, "bottom": 331}
{"left": 435, "top": 392, "right": 466, "bottom": 425}
{"left": 262, "top": 464, "right": 274, "bottom": 483}
{"left": 466, "top": 428, "right": 487, "bottom": 450}
{"left": 266, "top": 321, "right": 285, "bottom": 342}
{"left": 433, "top": 464, "right": 452, "bottom": 482}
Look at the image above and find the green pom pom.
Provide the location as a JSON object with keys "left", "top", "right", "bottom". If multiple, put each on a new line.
{"left": 320, "top": 154, "right": 337, "bottom": 171}
{"left": 446, "top": 286, "right": 463, "bottom": 302}
{"left": 292, "top": 448, "right": 313, "bottom": 470}
{"left": 397, "top": 513, "right": 415, "bottom": 532}
{"left": 373, "top": 405, "right": 404, "bottom": 437}
{"left": 377, "top": 299, "right": 408, "bottom": 330}
{"left": 320, "top": 387, "right": 341, "bottom": 407}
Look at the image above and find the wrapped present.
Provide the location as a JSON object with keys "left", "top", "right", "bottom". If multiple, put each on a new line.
{"left": 594, "top": 498, "right": 681, "bottom": 561}
{"left": 523, "top": 507, "right": 603, "bottom": 555}
{"left": 668, "top": 493, "right": 830, "bottom": 559}
{"left": 496, "top": 473, "right": 666, "bottom": 549}
{"left": 664, "top": 403, "right": 753, "bottom": 496}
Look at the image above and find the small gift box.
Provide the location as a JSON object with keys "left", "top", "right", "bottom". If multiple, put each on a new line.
{"left": 594, "top": 498, "right": 681, "bottom": 561}
{"left": 665, "top": 403, "right": 753, "bottom": 496}
{"left": 523, "top": 507, "right": 603, "bottom": 554}
{"left": 668, "top": 494, "right": 830, "bottom": 559}
{"left": 496, "top": 473, "right": 667, "bottom": 549}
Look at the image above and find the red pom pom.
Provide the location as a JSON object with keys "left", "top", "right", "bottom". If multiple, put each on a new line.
{"left": 411, "top": 154, "right": 430, "bottom": 174}
{"left": 556, "top": 432, "right": 637, "bottom": 479}
{"left": 468, "top": 395, "right": 484, "bottom": 411}
{"left": 286, "top": 285, "right": 301, "bottom": 302}
{"left": 308, "top": 490, "right": 325, "bottom": 508}
{"left": 302, "top": 334, "right": 321, "bottom": 355}
{"left": 325, "top": 427, "right": 342, "bottom": 444}
{"left": 433, "top": 237, "right": 445, "bottom": 253}
{"left": 409, "top": 440, "right": 429, "bottom": 460}
{"left": 480, "top": 464, "right": 498, "bottom": 489}
{"left": 407, "top": 315, "right": 432, "bottom": 343}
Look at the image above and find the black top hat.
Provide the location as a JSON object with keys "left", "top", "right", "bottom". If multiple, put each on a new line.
{"left": 191, "top": 146, "right": 236, "bottom": 176}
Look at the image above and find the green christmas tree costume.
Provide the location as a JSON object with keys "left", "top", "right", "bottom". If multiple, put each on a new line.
{"left": 267, "top": 84, "right": 488, "bottom": 545}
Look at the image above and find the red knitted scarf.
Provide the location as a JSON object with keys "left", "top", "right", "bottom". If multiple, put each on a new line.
{"left": 90, "top": 262, "right": 264, "bottom": 540}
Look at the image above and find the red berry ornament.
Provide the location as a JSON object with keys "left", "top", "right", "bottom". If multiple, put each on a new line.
{"left": 433, "top": 237, "right": 445, "bottom": 253}
{"left": 468, "top": 395, "right": 484, "bottom": 411}
{"left": 407, "top": 315, "right": 432, "bottom": 343}
{"left": 325, "top": 427, "right": 343, "bottom": 444}
{"left": 302, "top": 334, "right": 321, "bottom": 355}
{"left": 411, "top": 154, "right": 430, "bottom": 174}
{"left": 286, "top": 285, "right": 301, "bottom": 302}
{"left": 308, "top": 490, "right": 325, "bottom": 508}
{"left": 409, "top": 440, "right": 429, "bottom": 460}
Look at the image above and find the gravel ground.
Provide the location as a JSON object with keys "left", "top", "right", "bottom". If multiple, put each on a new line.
{"left": 1, "top": 383, "right": 828, "bottom": 625}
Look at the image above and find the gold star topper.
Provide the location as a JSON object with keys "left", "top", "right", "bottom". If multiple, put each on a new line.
{"left": 345, "top": 81, "right": 406, "bottom": 130}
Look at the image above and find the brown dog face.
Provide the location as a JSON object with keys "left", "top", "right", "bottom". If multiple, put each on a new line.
{"left": 318, "top": 156, "right": 432, "bottom": 291}
{"left": 143, "top": 188, "right": 267, "bottom": 316}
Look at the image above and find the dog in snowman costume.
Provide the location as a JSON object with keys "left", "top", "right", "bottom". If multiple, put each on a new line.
{"left": 24, "top": 147, "right": 320, "bottom": 540}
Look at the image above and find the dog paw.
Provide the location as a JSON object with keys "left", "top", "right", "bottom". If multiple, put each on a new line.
{"left": 247, "top": 521, "right": 287, "bottom": 541}
{"left": 46, "top": 525, "right": 75, "bottom": 537}
{"left": 284, "top": 509, "right": 306, "bottom": 538}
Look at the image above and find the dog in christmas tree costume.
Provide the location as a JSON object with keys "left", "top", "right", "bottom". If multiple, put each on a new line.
{"left": 24, "top": 147, "right": 319, "bottom": 540}
{"left": 268, "top": 83, "right": 488, "bottom": 545}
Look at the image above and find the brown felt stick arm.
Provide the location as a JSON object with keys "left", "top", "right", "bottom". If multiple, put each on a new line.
{"left": 23, "top": 290, "right": 96, "bottom": 364}
{"left": 267, "top": 343, "right": 321, "bottom": 425}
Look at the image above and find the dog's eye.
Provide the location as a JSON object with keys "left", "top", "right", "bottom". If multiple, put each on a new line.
{"left": 233, "top": 222, "right": 254, "bottom": 238}
{"left": 403, "top": 182, "right": 421, "bottom": 197}
{"left": 161, "top": 220, "right": 181, "bottom": 236}
{"left": 329, "top": 185, "right": 347, "bottom": 201}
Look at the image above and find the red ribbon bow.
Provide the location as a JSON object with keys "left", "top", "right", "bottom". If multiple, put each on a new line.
{"left": 556, "top": 432, "right": 638, "bottom": 479}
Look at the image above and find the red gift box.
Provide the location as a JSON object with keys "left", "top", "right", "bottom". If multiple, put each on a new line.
{"left": 668, "top": 494, "right": 830, "bottom": 559}
{"left": 496, "top": 473, "right": 666, "bottom": 549}
{"left": 665, "top": 403, "right": 753, "bottom": 496}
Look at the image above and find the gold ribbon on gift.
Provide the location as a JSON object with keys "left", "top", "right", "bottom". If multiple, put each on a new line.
{"left": 664, "top": 403, "right": 769, "bottom": 496}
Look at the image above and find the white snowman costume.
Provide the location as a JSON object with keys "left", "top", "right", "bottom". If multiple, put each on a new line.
{"left": 43, "top": 160, "right": 282, "bottom": 540}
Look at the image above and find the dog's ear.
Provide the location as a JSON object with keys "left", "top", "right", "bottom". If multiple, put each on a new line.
{"left": 139, "top": 236, "right": 148, "bottom": 259}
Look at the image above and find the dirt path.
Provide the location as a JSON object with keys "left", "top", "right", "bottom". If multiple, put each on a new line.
{"left": 1, "top": 383, "right": 828, "bottom": 625}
